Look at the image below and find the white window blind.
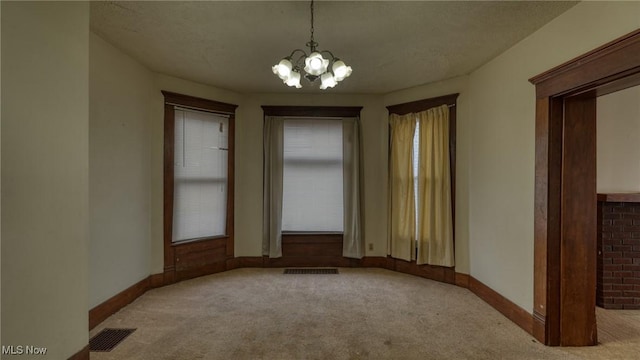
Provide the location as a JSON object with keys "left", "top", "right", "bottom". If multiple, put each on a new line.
{"left": 282, "top": 119, "right": 344, "bottom": 232}
{"left": 172, "top": 108, "right": 228, "bottom": 242}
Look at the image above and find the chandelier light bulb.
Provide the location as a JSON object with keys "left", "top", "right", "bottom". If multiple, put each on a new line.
{"left": 332, "top": 60, "right": 352, "bottom": 82}
{"left": 311, "top": 58, "right": 322, "bottom": 69}
{"left": 284, "top": 70, "right": 302, "bottom": 88}
{"left": 319, "top": 72, "right": 337, "bottom": 90}
{"left": 272, "top": 59, "right": 293, "bottom": 80}
{"left": 304, "top": 52, "right": 329, "bottom": 76}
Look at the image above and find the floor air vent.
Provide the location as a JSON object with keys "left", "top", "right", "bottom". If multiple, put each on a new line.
{"left": 284, "top": 268, "right": 339, "bottom": 275}
{"left": 90, "top": 328, "right": 136, "bottom": 352}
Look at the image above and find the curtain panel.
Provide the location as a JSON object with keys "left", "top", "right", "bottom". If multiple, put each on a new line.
{"left": 416, "top": 105, "right": 454, "bottom": 266}
{"left": 262, "top": 116, "right": 284, "bottom": 258}
{"left": 342, "top": 117, "right": 364, "bottom": 258}
{"left": 389, "top": 114, "right": 417, "bottom": 261}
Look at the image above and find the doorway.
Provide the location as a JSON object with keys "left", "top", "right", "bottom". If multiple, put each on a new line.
{"left": 595, "top": 85, "right": 640, "bottom": 344}
{"left": 529, "top": 29, "right": 640, "bottom": 346}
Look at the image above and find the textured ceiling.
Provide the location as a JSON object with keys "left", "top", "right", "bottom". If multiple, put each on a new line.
{"left": 90, "top": 1, "right": 577, "bottom": 94}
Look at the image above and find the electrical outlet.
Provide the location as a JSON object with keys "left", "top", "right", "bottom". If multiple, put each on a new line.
{"left": 368, "top": 243, "right": 373, "bottom": 251}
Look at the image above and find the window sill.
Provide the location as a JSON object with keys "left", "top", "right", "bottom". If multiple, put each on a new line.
{"left": 171, "top": 235, "right": 229, "bottom": 247}
{"left": 282, "top": 231, "right": 344, "bottom": 236}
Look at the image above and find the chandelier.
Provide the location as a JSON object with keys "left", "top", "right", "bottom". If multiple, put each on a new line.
{"left": 272, "top": 0, "right": 352, "bottom": 89}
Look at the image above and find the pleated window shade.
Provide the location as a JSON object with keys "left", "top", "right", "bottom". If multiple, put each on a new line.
{"left": 282, "top": 119, "right": 344, "bottom": 232}
{"left": 172, "top": 108, "right": 228, "bottom": 242}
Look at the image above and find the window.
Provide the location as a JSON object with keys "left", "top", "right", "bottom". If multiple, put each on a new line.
{"left": 282, "top": 119, "right": 344, "bottom": 232}
{"left": 163, "top": 91, "right": 237, "bottom": 280}
{"left": 410, "top": 121, "right": 441, "bottom": 240}
{"left": 387, "top": 94, "right": 457, "bottom": 266}
{"left": 172, "top": 108, "right": 228, "bottom": 241}
{"left": 412, "top": 121, "right": 420, "bottom": 238}
{"left": 262, "top": 105, "right": 363, "bottom": 260}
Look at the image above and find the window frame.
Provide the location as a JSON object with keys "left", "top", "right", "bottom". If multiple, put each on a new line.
{"left": 163, "top": 91, "right": 237, "bottom": 282}
{"left": 262, "top": 105, "right": 362, "bottom": 237}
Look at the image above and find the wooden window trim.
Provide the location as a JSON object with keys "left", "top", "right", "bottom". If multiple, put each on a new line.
{"left": 163, "top": 91, "right": 237, "bottom": 114}
{"left": 163, "top": 91, "right": 237, "bottom": 283}
{"left": 386, "top": 93, "right": 459, "bottom": 244}
{"left": 386, "top": 93, "right": 459, "bottom": 115}
{"left": 262, "top": 105, "right": 362, "bottom": 118}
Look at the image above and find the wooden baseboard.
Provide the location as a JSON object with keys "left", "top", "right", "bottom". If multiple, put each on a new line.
{"left": 89, "top": 277, "right": 151, "bottom": 330}
{"left": 149, "top": 273, "right": 165, "bottom": 288}
{"left": 532, "top": 310, "right": 547, "bottom": 343}
{"left": 175, "top": 260, "right": 227, "bottom": 281}
{"left": 264, "top": 256, "right": 356, "bottom": 268}
{"left": 67, "top": 344, "right": 89, "bottom": 360}
{"left": 233, "top": 256, "right": 265, "bottom": 268}
{"left": 360, "top": 256, "right": 390, "bottom": 268}
{"left": 233, "top": 255, "right": 382, "bottom": 268}
{"left": 468, "top": 276, "right": 534, "bottom": 336}
{"left": 90, "top": 257, "right": 231, "bottom": 330}
{"left": 388, "top": 257, "right": 456, "bottom": 285}
{"left": 455, "top": 272, "right": 470, "bottom": 288}
{"left": 226, "top": 257, "right": 240, "bottom": 269}
{"left": 239, "top": 255, "right": 457, "bottom": 285}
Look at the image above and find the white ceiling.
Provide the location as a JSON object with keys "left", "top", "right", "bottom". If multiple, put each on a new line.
{"left": 90, "top": 1, "right": 577, "bottom": 94}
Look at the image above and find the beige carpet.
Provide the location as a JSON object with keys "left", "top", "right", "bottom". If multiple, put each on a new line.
{"left": 89, "top": 268, "right": 640, "bottom": 359}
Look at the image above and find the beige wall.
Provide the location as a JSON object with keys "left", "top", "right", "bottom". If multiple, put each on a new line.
{"left": 465, "top": 1, "right": 640, "bottom": 311}
{"left": 88, "top": 39, "right": 248, "bottom": 302}
{"left": 597, "top": 85, "right": 640, "bottom": 193}
{"left": 89, "top": 33, "right": 156, "bottom": 308}
{"left": 1, "top": 2, "right": 89, "bottom": 358}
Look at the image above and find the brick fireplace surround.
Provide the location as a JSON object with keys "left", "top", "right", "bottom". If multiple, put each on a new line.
{"left": 597, "top": 193, "right": 640, "bottom": 309}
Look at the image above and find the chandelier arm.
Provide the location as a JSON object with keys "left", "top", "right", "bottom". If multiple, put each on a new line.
{"left": 287, "top": 49, "right": 308, "bottom": 59}
{"left": 293, "top": 53, "right": 308, "bottom": 68}
{"left": 318, "top": 50, "right": 336, "bottom": 60}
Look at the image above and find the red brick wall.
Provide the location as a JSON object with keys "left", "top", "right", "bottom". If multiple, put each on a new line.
{"left": 597, "top": 201, "right": 640, "bottom": 309}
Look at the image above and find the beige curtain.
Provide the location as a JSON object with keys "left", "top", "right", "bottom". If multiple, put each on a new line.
{"left": 416, "top": 105, "right": 454, "bottom": 266}
{"left": 263, "top": 116, "right": 284, "bottom": 258}
{"left": 342, "top": 117, "right": 364, "bottom": 258}
{"left": 389, "top": 114, "right": 416, "bottom": 261}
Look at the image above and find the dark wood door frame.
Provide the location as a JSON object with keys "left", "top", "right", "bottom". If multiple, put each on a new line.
{"left": 529, "top": 29, "right": 640, "bottom": 346}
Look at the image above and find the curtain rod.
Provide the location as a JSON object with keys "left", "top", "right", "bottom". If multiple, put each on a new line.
{"left": 268, "top": 116, "right": 355, "bottom": 121}
{"left": 171, "top": 104, "right": 232, "bottom": 118}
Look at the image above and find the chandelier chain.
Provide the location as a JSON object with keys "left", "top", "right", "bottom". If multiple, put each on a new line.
{"left": 309, "top": 0, "right": 315, "bottom": 45}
